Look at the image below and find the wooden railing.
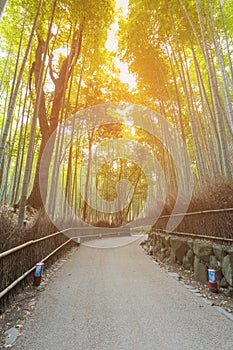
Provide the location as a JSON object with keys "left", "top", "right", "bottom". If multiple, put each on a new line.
{"left": 0, "top": 226, "right": 131, "bottom": 311}
{"left": 154, "top": 208, "right": 233, "bottom": 239}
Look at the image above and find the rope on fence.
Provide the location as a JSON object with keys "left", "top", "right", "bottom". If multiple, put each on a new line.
{"left": 0, "top": 238, "right": 73, "bottom": 299}
{"left": 158, "top": 207, "right": 233, "bottom": 219}
{"left": 0, "top": 227, "right": 131, "bottom": 259}
{"left": 153, "top": 229, "right": 233, "bottom": 244}
{"left": 0, "top": 228, "right": 131, "bottom": 300}
{"left": 0, "top": 231, "right": 61, "bottom": 259}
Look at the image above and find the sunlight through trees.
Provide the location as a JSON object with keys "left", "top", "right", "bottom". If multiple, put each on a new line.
{"left": 0, "top": 0, "right": 232, "bottom": 227}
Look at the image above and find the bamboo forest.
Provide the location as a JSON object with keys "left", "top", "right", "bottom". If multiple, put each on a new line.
{"left": 0, "top": 0, "right": 233, "bottom": 232}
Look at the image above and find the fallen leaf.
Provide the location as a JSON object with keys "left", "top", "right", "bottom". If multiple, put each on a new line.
{"left": 15, "top": 324, "right": 23, "bottom": 329}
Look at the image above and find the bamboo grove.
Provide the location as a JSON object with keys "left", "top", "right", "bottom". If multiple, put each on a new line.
{"left": 0, "top": 0, "right": 232, "bottom": 228}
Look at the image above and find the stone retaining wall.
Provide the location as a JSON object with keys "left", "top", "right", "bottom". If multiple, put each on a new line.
{"left": 148, "top": 231, "right": 233, "bottom": 288}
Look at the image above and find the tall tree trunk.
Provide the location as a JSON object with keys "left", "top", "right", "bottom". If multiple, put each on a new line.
{"left": 218, "top": 0, "right": 233, "bottom": 90}
{"left": 82, "top": 130, "right": 94, "bottom": 222}
{"left": 0, "top": 33, "right": 14, "bottom": 91}
{"left": 27, "top": 23, "right": 83, "bottom": 208}
{"left": 0, "top": 0, "right": 43, "bottom": 165}
{"left": 207, "top": 0, "right": 233, "bottom": 133}
{"left": 18, "top": 1, "right": 54, "bottom": 225}
{"left": 124, "top": 167, "right": 142, "bottom": 224}
{"left": 195, "top": 0, "right": 232, "bottom": 179}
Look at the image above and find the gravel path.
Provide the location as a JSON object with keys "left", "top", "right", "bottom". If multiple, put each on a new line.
{"left": 14, "top": 236, "right": 233, "bottom": 350}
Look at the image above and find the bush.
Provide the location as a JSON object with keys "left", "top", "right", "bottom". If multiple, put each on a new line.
{"left": 0, "top": 207, "right": 57, "bottom": 253}
{"left": 0, "top": 206, "right": 18, "bottom": 252}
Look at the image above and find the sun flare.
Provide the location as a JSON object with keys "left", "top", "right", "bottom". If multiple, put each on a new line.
{"left": 105, "top": 0, "right": 137, "bottom": 90}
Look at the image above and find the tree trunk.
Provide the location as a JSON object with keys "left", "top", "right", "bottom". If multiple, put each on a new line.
{"left": 0, "top": 0, "right": 43, "bottom": 165}
{"left": 82, "top": 130, "right": 94, "bottom": 222}
{"left": 27, "top": 24, "right": 83, "bottom": 208}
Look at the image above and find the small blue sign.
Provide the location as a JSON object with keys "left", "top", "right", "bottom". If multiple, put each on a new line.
{"left": 208, "top": 269, "right": 216, "bottom": 283}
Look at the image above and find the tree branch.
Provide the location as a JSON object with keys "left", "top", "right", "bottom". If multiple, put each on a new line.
{"left": 48, "top": 54, "right": 57, "bottom": 84}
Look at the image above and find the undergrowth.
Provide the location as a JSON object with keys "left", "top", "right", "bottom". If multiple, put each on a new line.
{"left": 1, "top": 180, "right": 233, "bottom": 250}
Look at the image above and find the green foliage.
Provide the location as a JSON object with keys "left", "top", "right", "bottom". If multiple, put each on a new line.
{"left": 0, "top": 0, "right": 233, "bottom": 220}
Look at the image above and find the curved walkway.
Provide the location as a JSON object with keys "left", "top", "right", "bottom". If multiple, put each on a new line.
{"left": 14, "top": 236, "right": 233, "bottom": 350}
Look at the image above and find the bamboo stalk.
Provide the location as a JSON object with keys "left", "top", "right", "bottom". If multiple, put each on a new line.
{"left": 0, "top": 265, "right": 36, "bottom": 299}
{"left": 2, "top": 206, "right": 233, "bottom": 259}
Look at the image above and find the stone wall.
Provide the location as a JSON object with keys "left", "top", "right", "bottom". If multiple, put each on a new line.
{"left": 148, "top": 231, "right": 233, "bottom": 288}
